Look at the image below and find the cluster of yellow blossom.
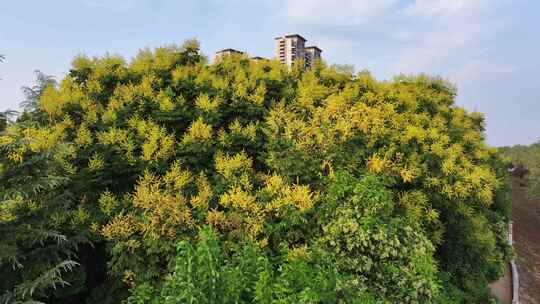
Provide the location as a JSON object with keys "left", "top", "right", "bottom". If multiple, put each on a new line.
{"left": 97, "top": 128, "right": 135, "bottom": 161}
{"left": 97, "top": 164, "right": 206, "bottom": 243}
{"left": 163, "top": 161, "right": 192, "bottom": 191}
{"left": 88, "top": 153, "right": 105, "bottom": 171}
{"left": 215, "top": 151, "right": 253, "bottom": 180}
{"left": 40, "top": 78, "right": 83, "bottom": 116}
{"left": 101, "top": 213, "right": 137, "bottom": 240}
{"left": 182, "top": 118, "right": 213, "bottom": 144}
{"left": 262, "top": 174, "right": 318, "bottom": 214}
{"left": 130, "top": 119, "right": 175, "bottom": 162}
{"left": 297, "top": 72, "right": 329, "bottom": 110}
{"left": 74, "top": 123, "right": 93, "bottom": 147}
{"left": 195, "top": 93, "right": 221, "bottom": 113}
{"left": 132, "top": 171, "right": 196, "bottom": 240}
{"left": 367, "top": 155, "right": 391, "bottom": 174}
{"left": 190, "top": 173, "right": 212, "bottom": 210}
{"left": 218, "top": 120, "right": 258, "bottom": 147}
{"left": 262, "top": 75, "right": 502, "bottom": 208}
{"left": 0, "top": 117, "right": 77, "bottom": 164}
{"left": 0, "top": 133, "right": 15, "bottom": 146}
{"left": 157, "top": 90, "right": 175, "bottom": 112}
{"left": 23, "top": 117, "right": 71, "bottom": 153}
{"left": 98, "top": 191, "right": 117, "bottom": 215}
{"left": 0, "top": 197, "right": 23, "bottom": 223}
{"left": 247, "top": 84, "right": 266, "bottom": 105}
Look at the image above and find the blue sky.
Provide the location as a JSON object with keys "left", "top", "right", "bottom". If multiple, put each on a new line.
{"left": 1, "top": 0, "right": 538, "bottom": 147}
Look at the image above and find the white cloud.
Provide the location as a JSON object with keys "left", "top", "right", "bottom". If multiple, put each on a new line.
{"left": 393, "top": 23, "right": 487, "bottom": 74}
{"left": 450, "top": 60, "right": 520, "bottom": 83}
{"left": 404, "top": 0, "right": 487, "bottom": 18}
{"left": 273, "top": 0, "right": 501, "bottom": 84}
{"left": 277, "top": 0, "right": 399, "bottom": 26}
{"left": 393, "top": 0, "right": 496, "bottom": 76}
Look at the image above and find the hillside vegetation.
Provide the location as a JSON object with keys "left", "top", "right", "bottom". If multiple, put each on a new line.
{"left": 499, "top": 140, "right": 540, "bottom": 198}
{"left": 0, "top": 40, "right": 511, "bottom": 303}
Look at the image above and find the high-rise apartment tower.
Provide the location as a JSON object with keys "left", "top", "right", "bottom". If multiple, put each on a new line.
{"left": 213, "top": 34, "right": 322, "bottom": 67}
{"left": 275, "top": 34, "right": 322, "bottom": 68}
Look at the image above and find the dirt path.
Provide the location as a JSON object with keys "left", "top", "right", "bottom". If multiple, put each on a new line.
{"left": 512, "top": 179, "right": 540, "bottom": 303}
{"left": 490, "top": 264, "right": 512, "bottom": 304}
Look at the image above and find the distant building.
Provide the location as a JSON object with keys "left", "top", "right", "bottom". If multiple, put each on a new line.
{"left": 214, "top": 34, "right": 322, "bottom": 68}
{"left": 275, "top": 34, "right": 322, "bottom": 68}
{"left": 214, "top": 48, "right": 244, "bottom": 62}
{"left": 304, "top": 46, "right": 322, "bottom": 68}
{"left": 251, "top": 56, "right": 267, "bottom": 61}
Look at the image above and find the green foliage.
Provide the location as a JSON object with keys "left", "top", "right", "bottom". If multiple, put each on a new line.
{"left": 319, "top": 172, "right": 440, "bottom": 303}
{"left": 0, "top": 110, "right": 17, "bottom": 132}
{"left": 18, "top": 71, "right": 58, "bottom": 124}
{"left": 127, "top": 227, "right": 266, "bottom": 304}
{"left": 0, "top": 123, "right": 91, "bottom": 303}
{"left": 0, "top": 39, "right": 511, "bottom": 303}
{"left": 0, "top": 260, "right": 79, "bottom": 304}
{"left": 127, "top": 227, "right": 374, "bottom": 304}
{"left": 499, "top": 140, "right": 540, "bottom": 198}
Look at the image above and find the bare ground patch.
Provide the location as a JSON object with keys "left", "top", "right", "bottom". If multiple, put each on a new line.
{"left": 512, "top": 179, "right": 540, "bottom": 303}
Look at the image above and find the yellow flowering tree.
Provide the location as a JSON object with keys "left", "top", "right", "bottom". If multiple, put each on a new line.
{"left": 0, "top": 40, "right": 511, "bottom": 303}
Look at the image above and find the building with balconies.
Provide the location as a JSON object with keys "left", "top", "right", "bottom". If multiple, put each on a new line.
{"left": 214, "top": 34, "right": 322, "bottom": 68}
{"left": 275, "top": 34, "right": 322, "bottom": 68}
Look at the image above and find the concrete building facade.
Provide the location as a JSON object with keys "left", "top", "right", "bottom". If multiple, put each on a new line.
{"left": 304, "top": 46, "right": 322, "bottom": 68}
{"left": 275, "top": 34, "right": 322, "bottom": 68}
{"left": 214, "top": 48, "right": 244, "bottom": 62}
{"left": 214, "top": 34, "right": 322, "bottom": 67}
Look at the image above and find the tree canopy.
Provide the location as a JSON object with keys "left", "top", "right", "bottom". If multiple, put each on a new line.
{"left": 0, "top": 39, "right": 511, "bottom": 303}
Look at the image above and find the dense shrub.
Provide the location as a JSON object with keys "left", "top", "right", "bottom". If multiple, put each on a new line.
{"left": 0, "top": 40, "right": 511, "bottom": 303}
